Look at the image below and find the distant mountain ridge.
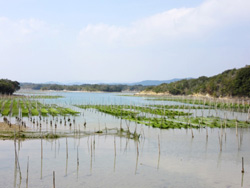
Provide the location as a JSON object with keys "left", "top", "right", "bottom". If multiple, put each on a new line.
{"left": 21, "top": 78, "right": 190, "bottom": 87}
{"left": 131, "top": 78, "right": 192, "bottom": 86}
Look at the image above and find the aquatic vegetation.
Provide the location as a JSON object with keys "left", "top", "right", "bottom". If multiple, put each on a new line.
{"left": 40, "top": 108, "right": 48, "bottom": 116}
{"left": 30, "top": 95, "right": 64, "bottom": 99}
{"left": 31, "top": 108, "right": 39, "bottom": 116}
{"left": 146, "top": 96, "right": 250, "bottom": 111}
{"left": 48, "top": 108, "right": 60, "bottom": 116}
{"left": 65, "top": 108, "right": 79, "bottom": 115}
{"left": 0, "top": 97, "right": 79, "bottom": 117}
{"left": 76, "top": 104, "right": 250, "bottom": 129}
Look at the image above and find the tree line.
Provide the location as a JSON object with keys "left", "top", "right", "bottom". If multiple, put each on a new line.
{"left": 21, "top": 83, "right": 146, "bottom": 92}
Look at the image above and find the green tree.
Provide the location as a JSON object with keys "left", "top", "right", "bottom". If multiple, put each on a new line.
{"left": 0, "top": 79, "right": 20, "bottom": 95}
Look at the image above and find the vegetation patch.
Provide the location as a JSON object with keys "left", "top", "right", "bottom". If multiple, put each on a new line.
{"left": 76, "top": 104, "right": 250, "bottom": 129}
{"left": 0, "top": 97, "right": 80, "bottom": 117}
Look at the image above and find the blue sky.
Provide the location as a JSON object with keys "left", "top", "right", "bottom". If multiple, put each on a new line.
{"left": 0, "top": 0, "right": 250, "bottom": 83}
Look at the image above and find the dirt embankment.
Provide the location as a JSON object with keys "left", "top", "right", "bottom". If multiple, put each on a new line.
{"left": 135, "top": 91, "right": 250, "bottom": 100}
{"left": 0, "top": 122, "right": 26, "bottom": 132}
{"left": 135, "top": 91, "right": 170, "bottom": 96}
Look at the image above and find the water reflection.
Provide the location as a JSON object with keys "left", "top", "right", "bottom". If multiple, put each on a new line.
{"left": 0, "top": 129, "right": 249, "bottom": 187}
{"left": 1, "top": 91, "right": 250, "bottom": 187}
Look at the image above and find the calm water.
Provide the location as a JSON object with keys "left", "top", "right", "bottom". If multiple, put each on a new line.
{"left": 0, "top": 91, "right": 249, "bottom": 187}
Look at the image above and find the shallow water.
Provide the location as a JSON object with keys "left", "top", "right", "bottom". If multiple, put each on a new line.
{"left": 0, "top": 91, "right": 249, "bottom": 187}
{"left": 0, "top": 127, "right": 250, "bottom": 188}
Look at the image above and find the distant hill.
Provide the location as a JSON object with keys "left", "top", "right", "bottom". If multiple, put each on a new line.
{"left": 131, "top": 78, "right": 190, "bottom": 86}
{"left": 143, "top": 65, "right": 250, "bottom": 97}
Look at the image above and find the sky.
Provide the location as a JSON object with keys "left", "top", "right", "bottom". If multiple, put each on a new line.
{"left": 0, "top": 0, "right": 250, "bottom": 83}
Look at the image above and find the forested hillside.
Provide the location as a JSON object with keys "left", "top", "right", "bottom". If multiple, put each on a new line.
{"left": 144, "top": 65, "right": 250, "bottom": 97}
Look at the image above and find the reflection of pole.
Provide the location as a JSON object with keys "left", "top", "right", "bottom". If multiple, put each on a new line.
{"left": 120, "top": 136, "right": 122, "bottom": 152}
{"left": 14, "top": 132, "right": 22, "bottom": 180}
{"left": 240, "top": 131, "right": 243, "bottom": 149}
{"left": 66, "top": 138, "right": 68, "bottom": 159}
{"left": 90, "top": 138, "right": 93, "bottom": 173}
{"left": 18, "top": 173, "right": 22, "bottom": 188}
{"left": 14, "top": 151, "right": 17, "bottom": 188}
{"left": 93, "top": 135, "right": 95, "bottom": 160}
{"left": 242, "top": 157, "right": 245, "bottom": 173}
{"left": 41, "top": 137, "right": 43, "bottom": 179}
{"left": 77, "top": 147, "right": 79, "bottom": 166}
{"left": 114, "top": 136, "right": 116, "bottom": 172}
{"left": 157, "top": 135, "right": 160, "bottom": 169}
{"left": 135, "top": 141, "right": 139, "bottom": 175}
{"left": 114, "top": 136, "right": 116, "bottom": 156}
{"left": 77, "top": 147, "right": 79, "bottom": 179}
{"left": 190, "top": 121, "right": 194, "bottom": 138}
{"left": 26, "top": 156, "right": 29, "bottom": 188}
{"left": 58, "top": 139, "right": 60, "bottom": 155}
{"left": 124, "top": 137, "right": 129, "bottom": 153}
{"left": 55, "top": 139, "right": 57, "bottom": 158}
{"left": 206, "top": 126, "right": 208, "bottom": 138}
{"left": 87, "top": 136, "right": 90, "bottom": 154}
{"left": 247, "top": 108, "right": 250, "bottom": 121}
{"left": 53, "top": 171, "right": 55, "bottom": 188}
{"left": 65, "top": 138, "right": 68, "bottom": 176}
{"left": 218, "top": 131, "right": 222, "bottom": 152}
{"left": 236, "top": 121, "right": 238, "bottom": 137}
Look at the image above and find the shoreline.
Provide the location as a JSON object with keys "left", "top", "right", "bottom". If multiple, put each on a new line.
{"left": 135, "top": 91, "right": 250, "bottom": 100}
{"left": 17, "top": 89, "right": 138, "bottom": 94}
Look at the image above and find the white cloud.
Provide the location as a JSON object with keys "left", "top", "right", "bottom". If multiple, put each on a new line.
{"left": 78, "top": 0, "right": 250, "bottom": 47}
{"left": 0, "top": 17, "right": 56, "bottom": 46}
